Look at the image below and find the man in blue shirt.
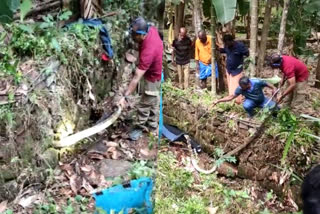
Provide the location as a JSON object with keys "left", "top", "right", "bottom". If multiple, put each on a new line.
{"left": 218, "top": 34, "right": 249, "bottom": 104}
{"left": 213, "top": 76, "right": 278, "bottom": 117}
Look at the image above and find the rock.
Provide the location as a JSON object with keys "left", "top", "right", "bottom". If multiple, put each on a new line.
{"left": 99, "top": 159, "right": 132, "bottom": 178}
{"left": 39, "top": 148, "right": 59, "bottom": 168}
{"left": 0, "top": 180, "right": 19, "bottom": 202}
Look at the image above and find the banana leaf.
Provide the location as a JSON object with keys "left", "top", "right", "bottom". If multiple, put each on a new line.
{"left": 251, "top": 75, "right": 282, "bottom": 84}
{"left": 0, "top": 0, "right": 20, "bottom": 23}
{"left": 212, "top": 0, "right": 237, "bottom": 25}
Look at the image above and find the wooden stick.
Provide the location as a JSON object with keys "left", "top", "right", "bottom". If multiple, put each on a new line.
{"left": 14, "top": 1, "right": 61, "bottom": 20}
{"left": 226, "top": 114, "right": 271, "bottom": 157}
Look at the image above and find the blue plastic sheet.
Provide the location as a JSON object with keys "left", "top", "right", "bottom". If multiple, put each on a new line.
{"left": 158, "top": 72, "right": 164, "bottom": 143}
{"left": 93, "top": 177, "right": 153, "bottom": 214}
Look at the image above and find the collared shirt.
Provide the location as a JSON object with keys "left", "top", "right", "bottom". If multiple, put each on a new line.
{"left": 280, "top": 55, "right": 309, "bottom": 82}
{"left": 220, "top": 42, "right": 249, "bottom": 76}
{"left": 195, "top": 35, "right": 212, "bottom": 65}
{"left": 235, "top": 79, "right": 267, "bottom": 104}
{"left": 172, "top": 36, "right": 192, "bottom": 65}
{"left": 138, "top": 26, "right": 163, "bottom": 82}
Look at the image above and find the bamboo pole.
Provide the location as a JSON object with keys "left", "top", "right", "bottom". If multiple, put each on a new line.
{"left": 210, "top": 4, "right": 217, "bottom": 95}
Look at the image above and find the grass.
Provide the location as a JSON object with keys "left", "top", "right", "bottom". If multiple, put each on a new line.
{"left": 154, "top": 149, "right": 283, "bottom": 214}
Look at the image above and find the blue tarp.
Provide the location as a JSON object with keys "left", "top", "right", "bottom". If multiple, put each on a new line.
{"left": 93, "top": 177, "right": 153, "bottom": 214}
{"left": 158, "top": 72, "right": 164, "bottom": 143}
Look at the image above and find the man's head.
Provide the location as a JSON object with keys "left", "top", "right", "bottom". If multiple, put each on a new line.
{"left": 130, "top": 17, "right": 149, "bottom": 43}
{"left": 239, "top": 76, "right": 251, "bottom": 90}
{"left": 198, "top": 30, "right": 207, "bottom": 44}
{"left": 302, "top": 165, "right": 320, "bottom": 214}
{"left": 179, "top": 27, "right": 187, "bottom": 40}
{"left": 269, "top": 53, "right": 282, "bottom": 69}
{"left": 223, "top": 34, "right": 235, "bottom": 48}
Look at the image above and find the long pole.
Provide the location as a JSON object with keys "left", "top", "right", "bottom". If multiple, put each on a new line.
{"left": 210, "top": 4, "right": 217, "bottom": 95}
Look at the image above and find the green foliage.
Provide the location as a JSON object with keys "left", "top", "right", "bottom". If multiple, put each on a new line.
{"left": 212, "top": 0, "right": 237, "bottom": 25}
{"left": 281, "top": 123, "right": 297, "bottom": 164}
{"left": 237, "top": 0, "right": 250, "bottom": 16}
{"left": 203, "top": 0, "right": 237, "bottom": 25}
{"left": 128, "top": 161, "right": 155, "bottom": 179}
{"left": 214, "top": 148, "right": 237, "bottom": 169}
{"left": 177, "top": 196, "right": 208, "bottom": 214}
{"left": 0, "top": 0, "right": 20, "bottom": 23}
{"left": 33, "top": 195, "right": 91, "bottom": 214}
{"left": 20, "top": 0, "right": 32, "bottom": 22}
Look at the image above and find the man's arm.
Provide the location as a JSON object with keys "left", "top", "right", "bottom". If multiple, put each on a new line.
{"left": 265, "top": 82, "right": 277, "bottom": 95}
{"left": 213, "top": 94, "right": 238, "bottom": 105}
{"left": 280, "top": 75, "right": 286, "bottom": 87}
{"left": 195, "top": 41, "right": 200, "bottom": 72}
{"left": 240, "top": 43, "right": 249, "bottom": 57}
{"left": 124, "top": 68, "right": 146, "bottom": 97}
{"left": 278, "top": 77, "right": 296, "bottom": 102}
{"left": 172, "top": 48, "right": 176, "bottom": 65}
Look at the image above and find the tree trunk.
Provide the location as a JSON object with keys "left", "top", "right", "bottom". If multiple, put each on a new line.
{"left": 246, "top": 15, "right": 250, "bottom": 39}
{"left": 277, "top": 0, "right": 290, "bottom": 53}
{"left": 210, "top": 5, "right": 217, "bottom": 95}
{"left": 193, "top": 0, "right": 203, "bottom": 87}
{"left": 174, "top": 2, "right": 185, "bottom": 38}
{"left": 249, "top": 0, "right": 258, "bottom": 77}
{"left": 315, "top": 55, "right": 320, "bottom": 88}
{"left": 257, "top": 0, "right": 273, "bottom": 76}
{"left": 193, "top": 0, "right": 202, "bottom": 34}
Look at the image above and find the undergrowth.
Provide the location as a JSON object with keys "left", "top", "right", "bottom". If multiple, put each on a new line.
{"left": 155, "top": 149, "right": 305, "bottom": 214}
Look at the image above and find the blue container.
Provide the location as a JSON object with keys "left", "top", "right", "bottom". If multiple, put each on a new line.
{"left": 93, "top": 177, "right": 153, "bottom": 214}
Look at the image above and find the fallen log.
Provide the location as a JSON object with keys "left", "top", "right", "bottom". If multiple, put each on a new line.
{"left": 53, "top": 106, "right": 122, "bottom": 148}
{"left": 226, "top": 114, "right": 271, "bottom": 157}
{"left": 14, "top": 0, "right": 61, "bottom": 20}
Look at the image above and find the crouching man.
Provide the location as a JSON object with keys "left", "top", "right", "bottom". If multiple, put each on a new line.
{"left": 213, "top": 76, "right": 278, "bottom": 118}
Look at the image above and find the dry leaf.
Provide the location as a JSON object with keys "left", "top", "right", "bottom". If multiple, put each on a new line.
{"left": 104, "top": 141, "right": 119, "bottom": 147}
{"left": 269, "top": 172, "right": 278, "bottom": 183}
{"left": 82, "top": 178, "right": 94, "bottom": 193}
{"left": 0, "top": 200, "right": 8, "bottom": 213}
{"left": 279, "top": 171, "right": 290, "bottom": 185}
{"left": 207, "top": 206, "right": 218, "bottom": 214}
{"left": 18, "top": 194, "right": 42, "bottom": 208}
{"left": 88, "top": 153, "right": 104, "bottom": 160}
{"left": 70, "top": 175, "right": 82, "bottom": 194}
{"left": 60, "top": 163, "right": 74, "bottom": 177}
{"left": 80, "top": 165, "right": 93, "bottom": 173}
{"left": 140, "top": 148, "right": 151, "bottom": 157}
{"left": 125, "top": 52, "right": 137, "bottom": 63}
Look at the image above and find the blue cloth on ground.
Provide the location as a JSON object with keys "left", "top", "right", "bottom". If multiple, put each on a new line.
{"left": 199, "top": 61, "right": 219, "bottom": 80}
{"left": 162, "top": 124, "right": 184, "bottom": 142}
{"left": 93, "top": 177, "right": 153, "bottom": 214}
{"left": 65, "top": 18, "right": 113, "bottom": 58}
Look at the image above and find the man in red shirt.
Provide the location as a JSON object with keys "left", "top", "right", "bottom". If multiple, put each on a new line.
{"left": 119, "top": 17, "right": 163, "bottom": 134}
{"left": 270, "top": 54, "right": 309, "bottom": 109}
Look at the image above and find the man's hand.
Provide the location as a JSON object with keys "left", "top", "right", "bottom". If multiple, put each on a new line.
{"left": 276, "top": 95, "right": 283, "bottom": 104}
{"left": 212, "top": 100, "right": 219, "bottom": 106}
{"left": 216, "top": 42, "right": 223, "bottom": 49}
{"left": 118, "top": 97, "right": 127, "bottom": 109}
{"left": 172, "top": 60, "right": 176, "bottom": 66}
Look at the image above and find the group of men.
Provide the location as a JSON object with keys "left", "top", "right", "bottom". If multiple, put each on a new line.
{"left": 172, "top": 27, "right": 309, "bottom": 118}
{"left": 118, "top": 16, "right": 310, "bottom": 135}
{"left": 117, "top": 17, "right": 318, "bottom": 213}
